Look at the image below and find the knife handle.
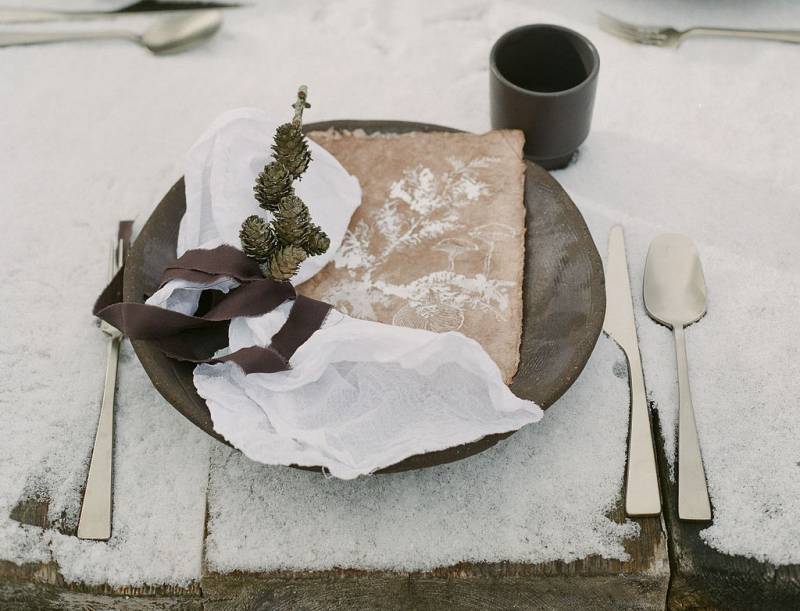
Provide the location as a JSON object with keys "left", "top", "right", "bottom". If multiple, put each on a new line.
{"left": 625, "top": 349, "right": 662, "bottom": 517}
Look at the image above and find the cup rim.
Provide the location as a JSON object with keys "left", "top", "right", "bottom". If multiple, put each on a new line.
{"left": 490, "top": 23, "right": 600, "bottom": 98}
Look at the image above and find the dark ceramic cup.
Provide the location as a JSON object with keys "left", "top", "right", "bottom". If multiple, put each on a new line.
{"left": 490, "top": 24, "right": 599, "bottom": 169}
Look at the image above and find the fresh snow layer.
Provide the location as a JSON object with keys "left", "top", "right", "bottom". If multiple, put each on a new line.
{"left": 1, "top": 0, "right": 798, "bottom": 586}
{"left": 204, "top": 336, "right": 637, "bottom": 573}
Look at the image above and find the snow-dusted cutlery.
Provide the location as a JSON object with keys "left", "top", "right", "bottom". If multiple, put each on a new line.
{"left": 0, "top": 10, "right": 222, "bottom": 54}
{"left": 603, "top": 226, "right": 661, "bottom": 517}
{"left": 599, "top": 12, "right": 800, "bottom": 47}
{"left": 77, "top": 222, "right": 132, "bottom": 541}
{"left": 644, "top": 234, "right": 712, "bottom": 522}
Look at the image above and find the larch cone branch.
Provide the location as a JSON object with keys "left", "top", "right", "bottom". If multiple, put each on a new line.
{"left": 239, "top": 86, "right": 330, "bottom": 282}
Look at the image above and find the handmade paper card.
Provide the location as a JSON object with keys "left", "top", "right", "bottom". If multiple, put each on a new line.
{"left": 302, "top": 129, "right": 527, "bottom": 381}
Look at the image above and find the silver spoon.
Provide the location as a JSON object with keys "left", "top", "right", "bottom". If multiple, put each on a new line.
{"left": 644, "top": 234, "right": 712, "bottom": 521}
{"left": 0, "top": 10, "right": 223, "bottom": 54}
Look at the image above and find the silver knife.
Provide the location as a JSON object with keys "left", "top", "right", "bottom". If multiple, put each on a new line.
{"left": 603, "top": 225, "right": 661, "bottom": 517}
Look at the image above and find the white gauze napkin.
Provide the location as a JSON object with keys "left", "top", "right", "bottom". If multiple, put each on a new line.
{"left": 146, "top": 108, "right": 542, "bottom": 479}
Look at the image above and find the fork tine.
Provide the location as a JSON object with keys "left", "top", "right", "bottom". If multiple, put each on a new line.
{"left": 599, "top": 11, "right": 658, "bottom": 32}
{"left": 598, "top": 13, "right": 642, "bottom": 39}
{"left": 598, "top": 12, "right": 631, "bottom": 32}
{"left": 116, "top": 238, "right": 124, "bottom": 273}
{"left": 599, "top": 25, "right": 641, "bottom": 43}
{"left": 598, "top": 12, "right": 669, "bottom": 45}
{"left": 108, "top": 239, "right": 116, "bottom": 281}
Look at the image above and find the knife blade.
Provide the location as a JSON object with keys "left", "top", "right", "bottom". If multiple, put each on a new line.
{"left": 603, "top": 225, "right": 661, "bottom": 517}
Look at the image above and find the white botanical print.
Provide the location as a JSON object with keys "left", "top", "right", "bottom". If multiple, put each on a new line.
{"left": 324, "top": 156, "right": 518, "bottom": 332}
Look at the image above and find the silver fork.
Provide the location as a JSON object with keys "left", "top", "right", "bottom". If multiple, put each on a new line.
{"left": 599, "top": 12, "right": 800, "bottom": 47}
{"left": 77, "top": 230, "right": 128, "bottom": 540}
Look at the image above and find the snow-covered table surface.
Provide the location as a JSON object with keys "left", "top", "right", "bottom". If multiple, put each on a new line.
{"left": 1, "top": 0, "right": 799, "bottom": 600}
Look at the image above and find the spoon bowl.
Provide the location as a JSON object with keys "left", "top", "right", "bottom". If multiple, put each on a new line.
{"left": 644, "top": 234, "right": 707, "bottom": 329}
{"left": 141, "top": 10, "right": 223, "bottom": 54}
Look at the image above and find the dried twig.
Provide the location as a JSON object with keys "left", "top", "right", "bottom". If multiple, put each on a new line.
{"left": 291, "top": 85, "right": 311, "bottom": 127}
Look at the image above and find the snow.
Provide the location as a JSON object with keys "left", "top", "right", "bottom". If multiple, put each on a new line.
{"left": 0, "top": 0, "right": 798, "bottom": 586}
{"left": 205, "top": 336, "right": 637, "bottom": 573}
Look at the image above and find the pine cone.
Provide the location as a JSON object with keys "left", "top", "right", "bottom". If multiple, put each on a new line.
{"left": 272, "top": 195, "right": 311, "bottom": 246}
{"left": 302, "top": 224, "right": 330, "bottom": 256}
{"left": 239, "top": 215, "right": 276, "bottom": 263}
{"left": 254, "top": 161, "right": 293, "bottom": 212}
{"left": 264, "top": 244, "right": 307, "bottom": 281}
{"left": 272, "top": 123, "right": 311, "bottom": 179}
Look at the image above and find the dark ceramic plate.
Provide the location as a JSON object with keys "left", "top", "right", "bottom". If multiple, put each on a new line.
{"left": 124, "top": 120, "right": 605, "bottom": 474}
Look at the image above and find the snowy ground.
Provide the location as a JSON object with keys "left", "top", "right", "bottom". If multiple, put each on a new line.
{"left": 1, "top": 0, "right": 798, "bottom": 586}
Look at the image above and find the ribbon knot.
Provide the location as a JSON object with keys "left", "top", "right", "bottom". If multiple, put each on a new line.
{"left": 93, "top": 245, "right": 331, "bottom": 374}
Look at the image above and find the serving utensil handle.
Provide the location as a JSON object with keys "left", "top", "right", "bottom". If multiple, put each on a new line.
{"left": 625, "top": 350, "right": 661, "bottom": 516}
{"left": 0, "top": 30, "right": 135, "bottom": 48}
{"left": 674, "top": 325, "right": 712, "bottom": 521}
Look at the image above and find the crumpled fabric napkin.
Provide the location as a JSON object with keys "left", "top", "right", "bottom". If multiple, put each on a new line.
{"left": 147, "top": 108, "right": 542, "bottom": 479}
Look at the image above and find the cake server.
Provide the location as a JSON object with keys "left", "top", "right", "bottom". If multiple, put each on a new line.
{"left": 603, "top": 225, "right": 661, "bottom": 517}
{"left": 644, "top": 234, "right": 712, "bottom": 522}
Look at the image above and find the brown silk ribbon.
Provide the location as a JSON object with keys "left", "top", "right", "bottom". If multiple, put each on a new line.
{"left": 93, "top": 245, "right": 332, "bottom": 374}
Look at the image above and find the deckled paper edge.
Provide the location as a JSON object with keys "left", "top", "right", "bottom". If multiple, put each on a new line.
{"left": 498, "top": 129, "right": 526, "bottom": 383}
